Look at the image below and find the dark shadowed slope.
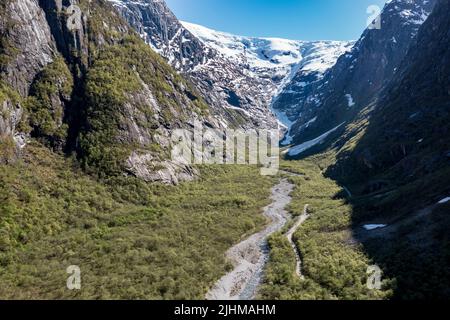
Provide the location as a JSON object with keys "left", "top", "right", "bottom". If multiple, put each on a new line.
{"left": 330, "top": 0, "right": 450, "bottom": 299}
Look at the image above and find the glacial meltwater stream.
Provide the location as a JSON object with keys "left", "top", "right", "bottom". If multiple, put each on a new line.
{"left": 206, "top": 170, "right": 308, "bottom": 300}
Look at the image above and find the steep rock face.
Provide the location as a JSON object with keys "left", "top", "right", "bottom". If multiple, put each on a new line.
{"left": 108, "top": 0, "right": 276, "bottom": 129}
{"left": 79, "top": 34, "right": 212, "bottom": 183}
{"left": 331, "top": 0, "right": 450, "bottom": 184}
{"left": 326, "top": 0, "right": 450, "bottom": 299}
{"left": 76, "top": 1, "right": 217, "bottom": 184}
{"left": 282, "top": 0, "right": 437, "bottom": 147}
{"left": 109, "top": 0, "right": 207, "bottom": 71}
{"left": 37, "top": 0, "right": 90, "bottom": 69}
{"left": 0, "top": 0, "right": 215, "bottom": 183}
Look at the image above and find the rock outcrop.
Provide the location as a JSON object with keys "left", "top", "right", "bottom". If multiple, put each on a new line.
{"left": 1, "top": 0, "right": 55, "bottom": 96}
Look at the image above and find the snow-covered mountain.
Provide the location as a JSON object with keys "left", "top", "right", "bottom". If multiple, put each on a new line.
{"left": 182, "top": 21, "right": 353, "bottom": 104}
{"left": 107, "top": 0, "right": 352, "bottom": 131}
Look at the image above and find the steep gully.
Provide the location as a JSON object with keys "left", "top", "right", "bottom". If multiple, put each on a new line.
{"left": 206, "top": 171, "right": 309, "bottom": 300}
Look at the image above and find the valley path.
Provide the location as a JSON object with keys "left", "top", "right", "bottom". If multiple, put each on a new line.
{"left": 286, "top": 204, "right": 310, "bottom": 278}
{"left": 206, "top": 172, "right": 307, "bottom": 300}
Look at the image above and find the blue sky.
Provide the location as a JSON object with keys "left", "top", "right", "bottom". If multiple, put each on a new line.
{"left": 165, "top": 0, "right": 387, "bottom": 41}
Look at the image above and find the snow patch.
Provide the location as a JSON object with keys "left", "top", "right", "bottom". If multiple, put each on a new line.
{"left": 438, "top": 197, "right": 450, "bottom": 205}
{"left": 181, "top": 21, "right": 303, "bottom": 76}
{"left": 182, "top": 21, "right": 353, "bottom": 97}
{"left": 272, "top": 107, "right": 295, "bottom": 145}
{"left": 287, "top": 123, "right": 344, "bottom": 156}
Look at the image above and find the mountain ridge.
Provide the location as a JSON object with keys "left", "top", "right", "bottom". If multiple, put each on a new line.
{"left": 278, "top": 0, "right": 438, "bottom": 149}
{"left": 181, "top": 20, "right": 354, "bottom": 133}
{"left": 107, "top": 0, "right": 353, "bottom": 132}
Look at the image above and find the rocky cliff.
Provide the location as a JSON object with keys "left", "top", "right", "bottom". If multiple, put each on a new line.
{"left": 278, "top": 0, "right": 437, "bottom": 147}
{"left": 0, "top": 0, "right": 214, "bottom": 183}
{"left": 108, "top": 0, "right": 277, "bottom": 129}
{"left": 328, "top": 0, "right": 450, "bottom": 299}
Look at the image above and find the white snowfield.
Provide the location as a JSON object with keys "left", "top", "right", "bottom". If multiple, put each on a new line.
{"left": 281, "top": 116, "right": 317, "bottom": 146}
{"left": 287, "top": 123, "right": 345, "bottom": 156}
{"left": 183, "top": 21, "right": 353, "bottom": 141}
{"left": 181, "top": 21, "right": 353, "bottom": 96}
{"left": 182, "top": 21, "right": 302, "bottom": 70}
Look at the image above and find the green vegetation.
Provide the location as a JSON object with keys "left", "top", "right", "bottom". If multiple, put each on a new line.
{"left": 322, "top": 101, "right": 450, "bottom": 298}
{"left": 0, "top": 80, "right": 21, "bottom": 106}
{"left": 0, "top": 142, "right": 274, "bottom": 299}
{"left": 362, "top": 201, "right": 450, "bottom": 300}
{"left": 79, "top": 38, "right": 142, "bottom": 176}
{"left": 0, "top": 34, "right": 18, "bottom": 69}
{"left": 263, "top": 150, "right": 450, "bottom": 300}
{"left": 0, "top": 2, "right": 19, "bottom": 70}
{"left": 2, "top": 0, "right": 445, "bottom": 301}
{"left": 25, "top": 56, "right": 73, "bottom": 148}
{"left": 259, "top": 232, "right": 331, "bottom": 299}
{"left": 259, "top": 160, "right": 393, "bottom": 300}
{"left": 85, "top": 0, "right": 135, "bottom": 46}
{"left": 0, "top": 136, "right": 16, "bottom": 164}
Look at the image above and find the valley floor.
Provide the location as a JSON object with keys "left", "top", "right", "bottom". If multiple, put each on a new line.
{"left": 4, "top": 142, "right": 441, "bottom": 300}
{"left": 0, "top": 142, "right": 274, "bottom": 299}
{"left": 0, "top": 142, "right": 390, "bottom": 300}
